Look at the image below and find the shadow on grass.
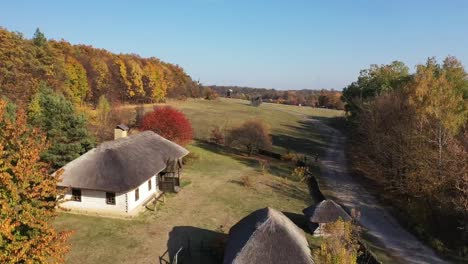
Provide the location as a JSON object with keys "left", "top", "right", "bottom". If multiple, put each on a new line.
{"left": 194, "top": 141, "right": 323, "bottom": 204}
{"left": 166, "top": 226, "right": 227, "bottom": 264}
{"left": 193, "top": 141, "right": 291, "bottom": 180}
{"left": 262, "top": 180, "right": 312, "bottom": 202}
{"left": 272, "top": 117, "right": 335, "bottom": 155}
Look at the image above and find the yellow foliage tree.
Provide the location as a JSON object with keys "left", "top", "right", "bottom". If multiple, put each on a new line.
{"left": 0, "top": 99, "right": 71, "bottom": 263}
{"left": 313, "top": 219, "right": 360, "bottom": 264}
{"left": 64, "top": 56, "right": 89, "bottom": 104}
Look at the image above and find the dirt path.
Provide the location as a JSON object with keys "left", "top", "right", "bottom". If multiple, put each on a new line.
{"left": 311, "top": 119, "right": 448, "bottom": 264}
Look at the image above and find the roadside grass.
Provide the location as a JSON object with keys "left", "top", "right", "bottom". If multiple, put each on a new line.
{"left": 55, "top": 98, "right": 343, "bottom": 263}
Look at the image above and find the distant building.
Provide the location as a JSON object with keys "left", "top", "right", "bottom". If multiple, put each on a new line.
{"left": 54, "top": 126, "right": 189, "bottom": 216}
{"left": 226, "top": 89, "right": 233, "bottom": 98}
{"left": 250, "top": 95, "right": 262, "bottom": 107}
{"left": 224, "top": 207, "right": 314, "bottom": 264}
{"left": 303, "top": 199, "right": 352, "bottom": 236}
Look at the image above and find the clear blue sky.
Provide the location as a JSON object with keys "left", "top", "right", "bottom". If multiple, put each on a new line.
{"left": 1, "top": 0, "right": 467, "bottom": 90}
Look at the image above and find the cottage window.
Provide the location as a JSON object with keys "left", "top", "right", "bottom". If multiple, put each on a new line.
{"left": 135, "top": 188, "right": 139, "bottom": 201}
{"left": 71, "top": 189, "right": 81, "bottom": 202}
{"left": 106, "top": 192, "right": 116, "bottom": 205}
{"left": 148, "top": 179, "right": 152, "bottom": 190}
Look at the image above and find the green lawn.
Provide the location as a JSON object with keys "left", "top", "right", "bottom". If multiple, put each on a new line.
{"left": 55, "top": 99, "right": 343, "bottom": 264}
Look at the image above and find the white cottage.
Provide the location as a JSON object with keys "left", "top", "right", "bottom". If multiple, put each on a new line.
{"left": 55, "top": 126, "right": 189, "bottom": 216}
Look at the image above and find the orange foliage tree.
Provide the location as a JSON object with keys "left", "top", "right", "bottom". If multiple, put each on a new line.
{"left": 0, "top": 99, "right": 71, "bottom": 263}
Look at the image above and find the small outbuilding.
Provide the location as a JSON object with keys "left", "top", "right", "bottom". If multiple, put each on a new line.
{"left": 303, "top": 199, "right": 352, "bottom": 236}
{"left": 223, "top": 207, "right": 314, "bottom": 264}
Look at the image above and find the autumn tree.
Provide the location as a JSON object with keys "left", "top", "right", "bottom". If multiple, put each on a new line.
{"left": 227, "top": 120, "right": 272, "bottom": 155}
{"left": 0, "top": 99, "right": 70, "bottom": 263}
{"left": 347, "top": 56, "right": 468, "bottom": 255}
{"left": 96, "top": 95, "right": 111, "bottom": 141}
{"left": 139, "top": 106, "right": 193, "bottom": 146}
{"left": 28, "top": 86, "right": 94, "bottom": 169}
{"left": 342, "top": 61, "right": 410, "bottom": 117}
{"left": 64, "top": 56, "right": 89, "bottom": 104}
{"left": 313, "top": 219, "right": 360, "bottom": 264}
{"left": 0, "top": 27, "right": 197, "bottom": 105}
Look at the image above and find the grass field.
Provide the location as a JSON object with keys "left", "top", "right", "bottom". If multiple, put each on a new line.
{"left": 55, "top": 98, "right": 343, "bottom": 264}
{"left": 125, "top": 98, "right": 344, "bottom": 155}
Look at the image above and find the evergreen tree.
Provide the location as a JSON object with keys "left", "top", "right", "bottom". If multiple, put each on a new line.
{"left": 32, "top": 28, "right": 47, "bottom": 47}
{"left": 28, "top": 86, "right": 94, "bottom": 169}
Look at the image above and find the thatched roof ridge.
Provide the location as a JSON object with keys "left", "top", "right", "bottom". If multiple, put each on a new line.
{"left": 56, "top": 131, "right": 189, "bottom": 192}
{"left": 303, "top": 200, "right": 352, "bottom": 223}
{"left": 223, "top": 207, "right": 314, "bottom": 264}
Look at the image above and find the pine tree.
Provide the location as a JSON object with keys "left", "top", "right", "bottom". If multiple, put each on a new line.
{"left": 32, "top": 28, "right": 47, "bottom": 47}
{"left": 28, "top": 86, "right": 94, "bottom": 169}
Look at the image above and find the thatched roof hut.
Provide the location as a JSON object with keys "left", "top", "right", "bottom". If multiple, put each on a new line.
{"left": 303, "top": 200, "right": 352, "bottom": 224}
{"left": 56, "top": 131, "right": 189, "bottom": 192}
{"left": 223, "top": 207, "right": 314, "bottom": 264}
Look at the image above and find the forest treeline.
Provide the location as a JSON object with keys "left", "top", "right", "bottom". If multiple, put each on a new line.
{"left": 342, "top": 58, "right": 468, "bottom": 258}
{"left": 0, "top": 27, "right": 202, "bottom": 105}
{"left": 209, "top": 85, "right": 345, "bottom": 109}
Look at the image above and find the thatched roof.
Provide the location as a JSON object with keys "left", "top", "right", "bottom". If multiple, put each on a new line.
{"left": 303, "top": 200, "right": 352, "bottom": 223}
{"left": 223, "top": 207, "right": 314, "bottom": 264}
{"left": 55, "top": 131, "right": 189, "bottom": 192}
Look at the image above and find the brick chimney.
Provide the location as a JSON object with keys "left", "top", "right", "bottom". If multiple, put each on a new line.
{"left": 114, "top": 124, "right": 129, "bottom": 140}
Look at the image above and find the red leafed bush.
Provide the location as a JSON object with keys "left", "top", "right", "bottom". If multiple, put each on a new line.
{"left": 139, "top": 106, "right": 193, "bottom": 146}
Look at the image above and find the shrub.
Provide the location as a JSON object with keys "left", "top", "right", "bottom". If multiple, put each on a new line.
{"left": 139, "top": 106, "right": 193, "bottom": 146}
{"left": 281, "top": 151, "right": 297, "bottom": 162}
{"left": 291, "top": 166, "right": 307, "bottom": 182}
{"left": 209, "top": 125, "right": 225, "bottom": 145}
{"left": 258, "top": 159, "right": 269, "bottom": 175}
{"left": 240, "top": 175, "right": 254, "bottom": 188}
{"left": 204, "top": 87, "right": 219, "bottom": 100}
{"left": 226, "top": 120, "right": 272, "bottom": 155}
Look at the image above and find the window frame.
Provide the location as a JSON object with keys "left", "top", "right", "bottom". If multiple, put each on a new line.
{"left": 148, "top": 179, "right": 152, "bottom": 191}
{"left": 71, "top": 188, "right": 82, "bottom": 202}
{"left": 135, "top": 187, "right": 139, "bottom": 201}
{"left": 106, "top": 192, "right": 116, "bottom": 205}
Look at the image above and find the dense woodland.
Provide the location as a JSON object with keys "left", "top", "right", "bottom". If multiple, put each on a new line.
{"left": 343, "top": 58, "right": 468, "bottom": 258}
{"left": 0, "top": 27, "right": 202, "bottom": 105}
{"left": 209, "top": 85, "right": 345, "bottom": 109}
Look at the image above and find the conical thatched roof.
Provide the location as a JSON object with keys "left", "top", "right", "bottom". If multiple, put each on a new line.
{"left": 223, "top": 207, "right": 314, "bottom": 264}
{"left": 303, "top": 200, "right": 352, "bottom": 223}
{"left": 55, "top": 131, "right": 189, "bottom": 192}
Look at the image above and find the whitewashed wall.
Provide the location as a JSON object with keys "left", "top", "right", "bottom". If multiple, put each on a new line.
{"left": 60, "top": 174, "right": 159, "bottom": 215}
{"left": 127, "top": 174, "right": 159, "bottom": 212}
{"left": 61, "top": 189, "right": 127, "bottom": 214}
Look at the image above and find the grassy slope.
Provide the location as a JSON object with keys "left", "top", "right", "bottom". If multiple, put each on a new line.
{"left": 129, "top": 98, "right": 343, "bottom": 155}
{"left": 55, "top": 98, "right": 343, "bottom": 264}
